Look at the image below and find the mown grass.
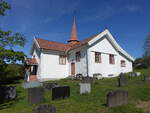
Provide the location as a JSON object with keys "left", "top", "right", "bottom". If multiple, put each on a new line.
{"left": 0, "top": 70, "right": 150, "bottom": 113}
{"left": 135, "top": 68, "right": 150, "bottom": 75}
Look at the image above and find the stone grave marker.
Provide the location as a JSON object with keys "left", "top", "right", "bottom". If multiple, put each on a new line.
{"left": 32, "top": 104, "right": 56, "bottom": 113}
{"left": 107, "top": 90, "right": 128, "bottom": 107}
{"left": 23, "top": 81, "right": 43, "bottom": 89}
{"left": 28, "top": 87, "right": 44, "bottom": 104}
{"left": 0, "top": 86, "right": 16, "bottom": 103}
{"left": 52, "top": 86, "right": 70, "bottom": 100}
{"left": 93, "top": 73, "right": 103, "bottom": 80}
{"left": 118, "top": 73, "right": 127, "bottom": 87}
{"left": 76, "top": 74, "right": 83, "bottom": 80}
{"left": 144, "top": 75, "right": 150, "bottom": 81}
{"left": 80, "top": 83, "right": 91, "bottom": 94}
{"left": 129, "top": 72, "right": 137, "bottom": 77}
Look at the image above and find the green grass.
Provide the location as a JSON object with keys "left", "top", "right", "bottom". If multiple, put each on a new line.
{"left": 134, "top": 68, "right": 150, "bottom": 75}
{"left": 0, "top": 69, "right": 150, "bottom": 113}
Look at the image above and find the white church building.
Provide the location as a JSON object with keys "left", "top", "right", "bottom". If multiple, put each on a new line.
{"left": 25, "top": 18, "right": 134, "bottom": 81}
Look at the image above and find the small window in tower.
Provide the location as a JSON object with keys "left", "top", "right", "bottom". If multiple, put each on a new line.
{"left": 76, "top": 51, "right": 81, "bottom": 62}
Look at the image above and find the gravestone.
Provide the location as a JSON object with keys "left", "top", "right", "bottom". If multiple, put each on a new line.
{"left": 76, "top": 74, "right": 83, "bottom": 80}
{"left": 28, "top": 87, "right": 44, "bottom": 104}
{"left": 93, "top": 73, "right": 102, "bottom": 79}
{"left": 129, "top": 72, "right": 137, "bottom": 77}
{"left": 144, "top": 75, "right": 150, "bottom": 81}
{"left": 80, "top": 83, "right": 91, "bottom": 94}
{"left": 0, "top": 86, "right": 16, "bottom": 103}
{"left": 43, "top": 82, "right": 58, "bottom": 90}
{"left": 107, "top": 90, "right": 128, "bottom": 107}
{"left": 32, "top": 104, "right": 56, "bottom": 113}
{"left": 81, "top": 76, "right": 93, "bottom": 83}
{"left": 23, "top": 81, "right": 43, "bottom": 88}
{"left": 52, "top": 86, "right": 70, "bottom": 100}
{"left": 118, "top": 73, "right": 127, "bottom": 87}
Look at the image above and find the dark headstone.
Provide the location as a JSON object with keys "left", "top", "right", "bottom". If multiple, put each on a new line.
{"left": 76, "top": 74, "right": 83, "bottom": 80}
{"left": 107, "top": 90, "right": 128, "bottom": 107}
{"left": 81, "top": 76, "right": 93, "bottom": 83}
{"left": 43, "top": 82, "right": 58, "bottom": 90}
{"left": 28, "top": 87, "right": 44, "bottom": 104}
{"left": 144, "top": 75, "right": 150, "bottom": 81}
{"left": 118, "top": 73, "right": 127, "bottom": 87}
{"left": 52, "top": 86, "right": 70, "bottom": 100}
{"left": 0, "top": 86, "right": 16, "bottom": 103}
{"left": 32, "top": 104, "right": 56, "bottom": 113}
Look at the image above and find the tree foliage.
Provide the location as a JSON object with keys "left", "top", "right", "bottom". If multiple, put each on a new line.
{"left": 134, "top": 57, "right": 150, "bottom": 69}
{"left": 0, "top": 0, "right": 10, "bottom": 16}
{"left": 0, "top": 1, "right": 26, "bottom": 65}
{"left": 0, "top": 0, "right": 26, "bottom": 83}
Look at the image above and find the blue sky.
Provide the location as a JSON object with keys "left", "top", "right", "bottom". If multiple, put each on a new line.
{"left": 0, "top": 0, "right": 150, "bottom": 58}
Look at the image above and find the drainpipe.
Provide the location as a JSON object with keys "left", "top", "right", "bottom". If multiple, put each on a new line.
{"left": 86, "top": 49, "right": 89, "bottom": 77}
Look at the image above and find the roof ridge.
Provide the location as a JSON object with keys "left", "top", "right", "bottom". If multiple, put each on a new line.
{"left": 36, "top": 38, "right": 68, "bottom": 45}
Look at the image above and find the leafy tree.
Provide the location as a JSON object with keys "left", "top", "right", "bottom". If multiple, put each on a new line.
{"left": 0, "top": 0, "right": 26, "bottom": 84}
{"left": 143, "top": 34, "right": 150, "bottom": 57}
{"left": 0, "top": 0, "right": 11, "bottom": 16}
{"left": 134, "top": 57, "right": 150, "bottom": 69}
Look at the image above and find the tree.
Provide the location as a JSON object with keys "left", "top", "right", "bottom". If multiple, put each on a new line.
{"left": 0, "top": 0, "right": 11, "bottom": 16}
{"left": 143, "top": 34, "right": 150, "bottom": 57}
{"left": 0, "top": 0, "right": 26, "bottom": 84}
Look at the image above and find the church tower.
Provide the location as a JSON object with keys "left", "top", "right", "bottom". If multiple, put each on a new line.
{"left": 68, "top": 16, "right": 79, "bottom": 45}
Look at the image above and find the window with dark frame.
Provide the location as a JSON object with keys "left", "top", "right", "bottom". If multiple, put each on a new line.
{"left": 121, "top": 60, "right": 126, "bottom": 67}
{"left": 109, "top": 54, "right": 115, "bottom": 64}
{"left": 95, "top": 52, "right": 101, "bottom": 63}
{"left": 59, "top": 55, "right": 66, "bottom": 65}
{"left": 76, "top": 51, "right": 81, "bottom": 62}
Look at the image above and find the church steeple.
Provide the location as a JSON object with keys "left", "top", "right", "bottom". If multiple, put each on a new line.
{"left": 68, "top": 16, "right": 79, "bottom": 44}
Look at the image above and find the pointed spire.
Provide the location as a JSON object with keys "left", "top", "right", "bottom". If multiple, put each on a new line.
{"left": 68, "top": 16, "right": 79, "bottom": 44}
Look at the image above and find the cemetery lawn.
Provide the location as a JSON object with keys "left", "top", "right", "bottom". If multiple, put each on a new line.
{"left": 0, "top": 70, "right": 150, "bottom": 113}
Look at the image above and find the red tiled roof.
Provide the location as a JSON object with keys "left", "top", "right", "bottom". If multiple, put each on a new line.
{"left": 26, "top": 58, "right": 38, "bottom": 65}
{"left": 68, "top": 33, "right": 99, "bottom": 51}
{"left": 35, "top": 33, "right": 99, "bottom": 52}
{"left": 36, "top": 38, "right": 70, "bottom": 52}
